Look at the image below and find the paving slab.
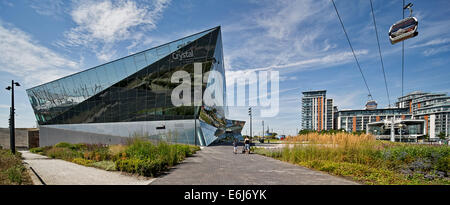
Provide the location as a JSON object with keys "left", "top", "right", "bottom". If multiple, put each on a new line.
{"left": 20, "top": 151, "right": 154, "bottom": 185}
{"left": 151, "top": 145, "right": 359, "bottom": 185}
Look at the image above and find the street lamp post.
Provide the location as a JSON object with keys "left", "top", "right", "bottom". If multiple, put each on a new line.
{"left": 6, "top": 80, "right": 20, "bottom": 154}
{"left": 194, "top": 111, "right": 197, "bottom": 146}
{"left": 262, "top": 120, "right": 264, "bottom": 143}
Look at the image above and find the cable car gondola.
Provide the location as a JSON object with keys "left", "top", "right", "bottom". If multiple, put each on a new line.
{"left": 388, "top": 3, "right": 418, "bottom": 45}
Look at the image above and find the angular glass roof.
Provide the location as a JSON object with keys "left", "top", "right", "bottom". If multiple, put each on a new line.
{"left": 27, "top": 27, "right": 216, "bottom": 93}
{"left": 26, "top": 27, "right": 218, "bottom": 122}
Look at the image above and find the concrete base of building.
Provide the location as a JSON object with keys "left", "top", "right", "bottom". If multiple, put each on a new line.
{"left": 39, "top": 127, "right": 128, "bottom": 147}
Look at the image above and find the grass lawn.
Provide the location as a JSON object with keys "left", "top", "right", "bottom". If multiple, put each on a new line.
{"left": 255, "top": 133, "right": 450, "bottom": 185}
{"left": 30, "top": 138, "right": 200, "bottom": 177}
{"left": 0, "top": 148, "right": 33, "bottom": 185}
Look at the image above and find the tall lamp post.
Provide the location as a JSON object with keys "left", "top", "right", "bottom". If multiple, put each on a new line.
{"left": 262, "top": 120, "right": 264, "bottom": 143}
{"left": 194, "top": 110, "right": 197, "bottom": 146}
{"left": 6, "top": 80, "right": 20, "bottom": 154}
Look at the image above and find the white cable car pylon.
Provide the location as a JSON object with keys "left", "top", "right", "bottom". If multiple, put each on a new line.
{"left": 389, "top": 3, "right": 418, "bottom": 45}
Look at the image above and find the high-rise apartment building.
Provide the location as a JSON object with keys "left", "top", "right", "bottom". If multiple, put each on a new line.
{"left": 301, "top": 90, "right": 333, "bottom": 131}
{"left": 335, "top": 107, "right": 412, "bottom": 133}
{"left": 397, "top": 91, "right": 450, "bottom": 138}
{"left": 332, "top": 91, "right": 449, "bottom": 140}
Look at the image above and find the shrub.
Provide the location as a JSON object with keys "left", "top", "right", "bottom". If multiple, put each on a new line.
{"left": 172, "top": 144, "right": 200, "bottom": 157}
{"left": 82, "top": 149, "right": 110, "bottom": 162}
{"left": 46, "top": 147, "right": 82, "bottom": 160}
{"left": 115, "top": 158, "right": 140, "bottom": 173}
{"left": 156, "top": 142, "right": 184, "bottom": 166}
{"left": 125, "top": 139, "right": 157, "bottom": 159}
{"left": 109, "top": 144, "right": 127, "bottom": 156}
{"left": 71, "top": 143, "right": 87, "bottom": 150}
{"left": 91, "top": 161, "right": 116, "bottom": 171}
{"left": 54, "top": 142, "right": 88, "bottom": 151}
{"left": 259, "top": 133, "right": 450, "bottom": 185}
{"left": 55, "top": 142, "right": 74, "bottom": 149}
{"left": 30, "top": 139, "right": 200, "bottom": 178}
{"left": 0, "top": 149, "right": 32, "bottom": 185}
{"left": 113, "top": 139, "right": 200, "bottom": 177}
{"left": 6, "top": 165, "right": 24, "bottom": 184}
{"left": 72, "top": 158, "right": 94, "bottom": 166}
{"left": 29, "top": 147, "right": 44, "bottom": 153}
{"left": 115, "top": 157, "right": 169, "bottom": 177}
{"left": 435, "top": 156, "right": 450, "bottom": 173}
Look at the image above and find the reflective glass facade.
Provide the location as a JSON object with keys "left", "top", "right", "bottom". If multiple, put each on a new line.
{"left": 26, "top": 27, "right": 232, "bottom": 146}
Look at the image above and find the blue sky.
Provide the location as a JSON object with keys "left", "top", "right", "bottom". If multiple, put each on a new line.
{"left": 0, "top": 0, "right": 449, "bottom": 136}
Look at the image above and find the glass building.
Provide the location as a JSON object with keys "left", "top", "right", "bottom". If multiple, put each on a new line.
{"left": 26, "top": 26, "right": 242, "bottom": 146}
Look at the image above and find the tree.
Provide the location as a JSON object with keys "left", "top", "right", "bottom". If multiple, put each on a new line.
{"left": 352, "top": 130, "right": 366, "bottom": 135}
{"left": 438, "top": 132, "right": 447, "bottom": 140}
{"left": 424, "top": 134, "right": 430, "bottom": 142}
{"left": 269, "top": 132, "right": 278, "bottom": 139}
{"left": 418, "top": 134, "right": 428, "bottom": 141}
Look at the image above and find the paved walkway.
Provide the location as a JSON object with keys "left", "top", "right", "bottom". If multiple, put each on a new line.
{"left": 20, "top": 151, "right": 154, "bottom": 185}
{"left": 151, "top": 145, "right": 358, "bottom": 185}
{"left": 20, "top": 146, "right": 358, "bottom": 185}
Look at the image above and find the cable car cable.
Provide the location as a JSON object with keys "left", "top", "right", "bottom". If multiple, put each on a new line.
{"left": 331, "top": 0, "right": 373, "bottom": 99}
{"left": 402, "top": 0, "right": 405, "bottom": 96}
{"left": 369, "top": 0, "right": 391, "bottom": 107}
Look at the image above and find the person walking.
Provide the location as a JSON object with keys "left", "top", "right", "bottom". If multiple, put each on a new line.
{"left": 244, "top": 137, "right": 250, "bottom": 154}
{"left": 233, "top": 138, "right": 238, "bottom": 154}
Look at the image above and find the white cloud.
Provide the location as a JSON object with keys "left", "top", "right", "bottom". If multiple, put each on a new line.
{"left": 225, "top": 49, "right": 368, "bottom": 86}
{"left": 252, "top": 0, "right": 325, "bottom": 39}
{"left": 29, "top": 0, "right": 66, "bottom": 18}
{"left": 251, "top": 50, "right": 368, "bottom": 71}
{"left": 60, "top": 0, "right": 171, "bottom": 61}
{"left": 423, "top": 45, "right": 450, "bottom": 56}
{"left": 329, "top": 90, "right": 366, "bottom": 110}
{"left": 0, "top": 22, "right": 79, "bottom": 86}
{"left": 410, "top": 38, "right": 450, "bottom": 49}
{"left": 1, "top": 0, "right": 13, "bottom": 7}
{"left": 222, "top": 0, "right": 340, "bottom": 73}
{"left": 408, "top": 36, "right": 450, "bottom": 57}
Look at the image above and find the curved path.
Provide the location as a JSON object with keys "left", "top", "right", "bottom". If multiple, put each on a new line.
{"left": 151, "top": 145, "right": 358, "bottom": 185}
